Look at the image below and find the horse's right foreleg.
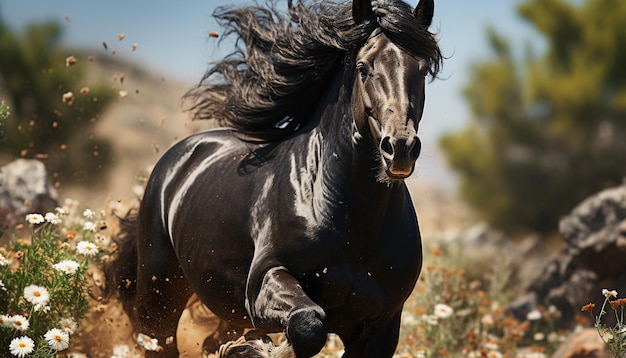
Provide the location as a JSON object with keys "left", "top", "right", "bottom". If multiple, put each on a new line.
{"left": 247, "top": 266, "right": 327, "bottom": 358}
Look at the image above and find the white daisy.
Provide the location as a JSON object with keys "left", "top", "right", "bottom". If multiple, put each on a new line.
{"left": 44, "top": 328, "right": 70, "bottom": 351}
{"left": 137, "top": 333, "right": 159, "bottom": 351}
{"left": 11, "top": 315, "right": 29, "bottom": 331}
{"left": 602, "top": 288, "right": 618, "bottom": 298}
{"left": 25, "top": 213, "right": 45, "bottom": 225}
{"left": 0, "top": 314, "right": 12, "bottom": 327}
{"left": 433, "top": 303, "right": 454, "bottom": 319}
{"left": 76, "top": 241, "right": 99, "bottom": 256}
{"left": 24, "top": 284, "right": 50, "bottom": 306}
{"left": 0, "top": 252, "right": 9, "bottom": 266}
{"left": 526, "top": 309, "right": 542, "bottom": 321}
{"left": 9, "top": 336, "right": 35, "bottom": 357}
{"left": 44, "top": 212, "right": 62, "bottom": 225}
{"left": 53, "top": 260, "right": 80, "bottom": 275}
{"left": 83, "top": 221, "right": 97, "bottom": 232}
{"left": 82, "top": 208, "right": 94, "bottom": 220}
{"left": 59, "top": 318, "right": 78, "bottom": 334}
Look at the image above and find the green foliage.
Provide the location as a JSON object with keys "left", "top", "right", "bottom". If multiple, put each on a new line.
{"left": 441, "top": 0, "right": 626, "bottom": 234}
{"left": 0, "top": 20, "right": 114, "bottom": 185}
{"left": 0, "top": 205, "right": 111, "bottom": 356}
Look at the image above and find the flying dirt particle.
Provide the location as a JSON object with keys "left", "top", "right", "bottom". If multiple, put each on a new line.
{"left": 88, "top": 56, "right": 95, "bottom": 62}
{"left": 34, "top": 153, "right": 48, "bottom": 159}
{"left": 80, "top": 87, "right": 90, "bottom": 95}
{"left": 118, "top": 90, "right": 128, "bottom": 99}
{"left": 111, "top": 50, "right": 117, "bottom": 56}
{"left": 65, "top": 55, "right": 77, "bottom": 67}
{"left": 119, "top": 73, "right": 125, "bottom": 84}
{"left": 62, "top": 91, "right": 75, "bottom": 105}
{"left": 117, "top": 33, "right": 125, "bottom": 41}
{"left": 131, "top": 43, "right": 138, "bottom": 52}
{"left": 64, "top": 15, "right": 71, "bottom": 23}
{"left": 102, "top": 41, "right": 108, "bottom": 50}
{"left": 52, "top": 121, "right": 58, "bottom": 128}
{"left": 60, "top": 144, "right": 67, "bottom": 150}
{"left": 157, "top": 117, "right": 166, "bottom": 128}
{"left": 209, "top": 31, "right": 219, "bottom": 38}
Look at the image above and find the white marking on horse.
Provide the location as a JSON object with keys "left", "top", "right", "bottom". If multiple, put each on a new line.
{"left": 164, "top": 137, "right": 234, "bottom": 243}
{"left": 289, "top": 131, "right": 329, "bottom": 232}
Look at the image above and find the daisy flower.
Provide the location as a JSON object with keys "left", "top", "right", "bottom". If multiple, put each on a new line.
{"left": 0, "top": 314, "right": 12, "bottom": 327}
{"left": 112, "top": 344, "right": 132, "bottom": 358}
{"left": 9, "top": 336, "right": 35, "bottom": 357}
{"left": 25, "top": 213, "right": 45, "bottom": 225}
{"left": 44, "top": 328, "right": 70, "bottom": 351}
{"left": 53, "top": 259, "right": 80, "bottom": 275}
{"left": 44, "top": 212, "right": 62, "bottom": 225}
{"left": 11, "top": 315, "right": 29, "bottom": 331}
{"left": 0, "top": 252, "right": 9, "bottom": 266}
{"left": 137, "top": 333, "right": 159, "bottom": 351}
{"left": 83, "top": 221, "right": 97, "bottom": 232}
{"left": 76, "top": 241, "right": 99, "bottom": 256}
{"left": 82, "top": 208, "right": 94, "bottom": 220}
{"left": 526, "top": 309, "right": 542, "bottom": 321}
{"left": 24, "top": 284, "right": 50, "bottom": 306}
{"left": 433, "top": 303, "right": 454, "bottom": 319}
{"left": 59, "top": 318, "right": 78, "bottom": 334}
{"left": 602, "top": 288, "right": 618, "bottom": 298}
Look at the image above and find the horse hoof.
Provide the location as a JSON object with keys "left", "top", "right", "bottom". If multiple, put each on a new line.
{"left": 286, "top": 308, "right": 327, "bottom": 357}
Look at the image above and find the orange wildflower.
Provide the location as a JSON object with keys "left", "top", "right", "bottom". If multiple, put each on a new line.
{"left": 580, "top": 303, "right": 595, "bottom": 312}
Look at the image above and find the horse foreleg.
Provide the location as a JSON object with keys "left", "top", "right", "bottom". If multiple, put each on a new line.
{"left": 341, "top": 312, "right": 401, "bottom": 358}
{"left": 247, "top": 266, "right": 327, "bottom": 358}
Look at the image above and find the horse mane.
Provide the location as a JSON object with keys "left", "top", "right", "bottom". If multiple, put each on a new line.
{"left": 184, "top": 0, "right": 443, "bottom": 142}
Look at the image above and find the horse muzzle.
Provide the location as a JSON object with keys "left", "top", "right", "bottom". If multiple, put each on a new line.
{"left": 379, "top": 135, "right": 421, "bottom": 180}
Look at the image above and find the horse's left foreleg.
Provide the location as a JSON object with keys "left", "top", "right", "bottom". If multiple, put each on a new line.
{"left": 247, "top": 266, "right": 327, "bottom": 358}
{"left": 341, "top": 312, "right": 402, "bottom": 358}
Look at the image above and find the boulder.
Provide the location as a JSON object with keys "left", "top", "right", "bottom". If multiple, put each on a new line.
{"left": 0, "top": 159, "right": 58, "bottom": 238}
{"left": 510, "top": 181, "right": 626, "bottom": 329}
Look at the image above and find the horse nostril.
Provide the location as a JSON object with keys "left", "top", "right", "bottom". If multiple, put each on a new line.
{"left": 410, "top": 137, "right": 422, "bottom": 160}
{"left": 380, "top": 136, "right": 394, "bottom": 158}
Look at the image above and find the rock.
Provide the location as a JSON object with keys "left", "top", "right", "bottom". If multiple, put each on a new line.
{"left": 551, "top": 328, "right": 611, "bottom": 358}
{"left": 511, "top": 181, "right": 626, "bottom": 329}
{"left": 0, "top": 159, "right": 58, "bottom": 237}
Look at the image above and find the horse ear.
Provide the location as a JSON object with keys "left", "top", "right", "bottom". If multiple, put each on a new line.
{"left": 353, "top": 0, "right": 373, "bottom": 24}
{"left": 413, "top": 0, "right": 434, "bottom": 29}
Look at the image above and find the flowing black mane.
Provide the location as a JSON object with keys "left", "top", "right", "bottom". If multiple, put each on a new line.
{"left": 184, "top": 0, "right": 442, "bottom": 142}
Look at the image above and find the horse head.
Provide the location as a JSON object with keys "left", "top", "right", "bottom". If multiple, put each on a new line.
{"left": 353, "top": 0, "right": 435, "bottom": 183}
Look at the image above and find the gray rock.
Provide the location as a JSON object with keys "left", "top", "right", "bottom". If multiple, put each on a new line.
{"left": 0, "top": 159, "right": 58, "bottom": 234}
{"left": 511, "top": 181, "right": 626, "bottom": 329}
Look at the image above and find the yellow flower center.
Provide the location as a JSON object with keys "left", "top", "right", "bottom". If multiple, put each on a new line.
{"left": 19, "top": 343, "right": 26, "bottom": 348}
{"left": 34, "top": 291, "right": 41, "bottom": 297}
{"left": 54, "top": 335, "right": 62, "bottom": 342}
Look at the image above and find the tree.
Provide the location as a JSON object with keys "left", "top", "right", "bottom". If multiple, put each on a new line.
{"left": 440, "top": 0, "right": 626, "bottom": 235}
{"left": 0, "top": 20, "right": 114, "bottom": 185}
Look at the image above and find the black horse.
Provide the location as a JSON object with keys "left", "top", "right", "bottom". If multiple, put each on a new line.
{"left": 107, "top": 0, "right": 442, "bottom": 356}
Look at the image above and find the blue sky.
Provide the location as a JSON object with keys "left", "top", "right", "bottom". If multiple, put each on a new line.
{"left": 1, "top": 0, "right": 545, "bottom": 187}
{"left": 1, "top": 0, "right": 543, "bottom": 140}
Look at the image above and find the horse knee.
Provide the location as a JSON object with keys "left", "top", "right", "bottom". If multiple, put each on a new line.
{"left": 286, "top": 308, "right": 327, "bottom": 357}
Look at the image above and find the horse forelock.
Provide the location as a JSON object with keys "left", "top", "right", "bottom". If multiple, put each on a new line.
{"left": 183, "top": 0, "right": 442, "bottom": 143}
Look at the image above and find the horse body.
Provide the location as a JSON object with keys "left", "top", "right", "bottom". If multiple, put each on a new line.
{"left": 109, "top": 0, "right": 441, "bottom": 356}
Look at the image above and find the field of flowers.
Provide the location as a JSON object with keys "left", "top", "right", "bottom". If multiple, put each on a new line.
{"left": 0, "top": 198, "right": 622, "bottom": 357}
